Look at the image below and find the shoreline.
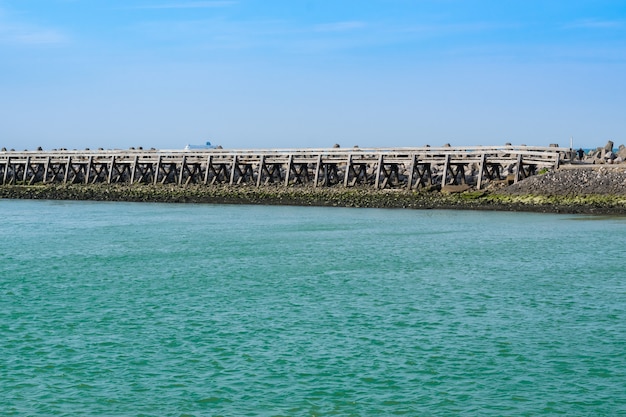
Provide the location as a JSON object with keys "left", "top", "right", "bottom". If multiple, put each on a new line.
{"left": 2, "top": 183, "right": 626, "bottom": 215}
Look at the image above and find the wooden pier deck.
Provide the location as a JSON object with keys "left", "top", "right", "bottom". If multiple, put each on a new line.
{"left": 0, "top": 146, "right": 571, "bottom": 190}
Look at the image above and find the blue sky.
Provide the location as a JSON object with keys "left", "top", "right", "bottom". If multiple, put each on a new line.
{"left": 1, "top": 0, "right": 625, "bottom": 150}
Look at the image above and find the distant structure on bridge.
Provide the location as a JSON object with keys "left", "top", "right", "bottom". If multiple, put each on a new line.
{"left": 184, "top": 141, "right": 216, "bottom": 150}
{"left": 0, "top": 145, "right": 570, "bottom": 190}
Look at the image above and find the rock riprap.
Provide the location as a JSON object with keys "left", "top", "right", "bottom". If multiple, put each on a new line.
{"left": 501, "top": 166, "right": 626, "bottom": 196}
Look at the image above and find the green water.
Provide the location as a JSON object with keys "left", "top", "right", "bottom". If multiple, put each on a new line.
{"left": 1, "top": 200, "right": 625, "bottom": 416}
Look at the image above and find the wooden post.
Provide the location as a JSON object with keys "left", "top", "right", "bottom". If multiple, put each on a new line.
{"left": 154, "top": 155, "right": 161, "bottom": 185}
{"left": 554, "top": 152, "right": 560, "bottom": 169}
{"left": 344, "top": 154, "right": 352, "bottom": 187}
{"left": 515, "top": 153, "right": 523, "bottom": 183}
{"left": 407, "top": 154, "right": 416, "bottom": 190}
{"left": 313, "top": 154, "right": 322, "bottom": 188}
{"left": 108, "top": 156, "right": 115, "bottom": 184}
{"left": 130, "top": 155, "right": 138, "bottom": 184}
{"left": 284, "top": 154, "right": 293, "bottom": 187}
{"left": 179, "top": 155, "right": 187, "bottom": 185}
{"left": 42, "top": 156, "right": 50, "bottom": 184}
{"left": 441, "top": 154, "right": 450, "bottom": 186}
{"left": 85, "top": 155, "right": 93, "bottom": 184}
{"left": 23, "top": 156, "right": 30, "bottom": 182}
{"left": 477, "top": 153, "right": 486, "bottom": 190}
{"left": 256, "top": 155, "right": 265, "bottom": 187}
{"left": 204, "top": 154, "right": 212, "bottom": 185}
{"left": 375, "top": 154, "right": 384, "bottom": 189}
{"left": 3, "top": 157, "right": 10, "bottom": 185}
{"left": 229, "top": 154, "right": 237, "bottom": 185}
{"left": 64, "top": 156, "right": 71, "bottom": 184}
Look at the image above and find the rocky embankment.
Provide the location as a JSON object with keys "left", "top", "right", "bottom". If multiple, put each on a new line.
{"left": 500, "top": 165, "right": 626, "bottom": 196}
{"left": 2, "top": 164, "right": 626, "bottom": 215}
{"left": 484, "top": 164, "right": 626, "bottom": 214}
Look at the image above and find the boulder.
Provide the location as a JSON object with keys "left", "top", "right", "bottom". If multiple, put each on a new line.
{"left": 441, "top": 184, "right": 472, "bottom": 193}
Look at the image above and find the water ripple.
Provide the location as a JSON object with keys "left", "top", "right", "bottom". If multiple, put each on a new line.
{"left": 1, "top": 201, "right": 626, "bottom": 415}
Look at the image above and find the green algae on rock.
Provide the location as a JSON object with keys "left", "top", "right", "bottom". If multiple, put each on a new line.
{"left": 2, "top": 183, "right": 626, "bottom": 215}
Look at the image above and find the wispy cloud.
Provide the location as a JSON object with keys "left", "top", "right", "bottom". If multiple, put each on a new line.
{"left": 132, "top": 1, "right": 237, "bottom": 9}
{"left": 128, "top": 16, "right": 532, "bottom": 58}
{"left": 7, "top": 29, "right": 67, "bottom": 45}
{"left": 400, "top": 21, "right": 521, "bottom": 36}
{"left": 564, "top": 19, "right": 625, "bottom": 29}
{"left": 313, "top": 21, "right": 367, "bottom": 33}
{"left": 0, "top": 13, "right": 68, "bottom": 46}
{"left": 131, "top": 17, "right": 375, "bottom": 53}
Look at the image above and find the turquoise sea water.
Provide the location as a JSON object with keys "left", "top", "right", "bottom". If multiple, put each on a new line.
{"left": 1, "top": 199, "right": 626, "bottom": 416}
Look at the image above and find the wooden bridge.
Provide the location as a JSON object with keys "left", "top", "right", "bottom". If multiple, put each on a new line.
{"left": 0, "top": 145, "right": 571, "bottom": 190}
